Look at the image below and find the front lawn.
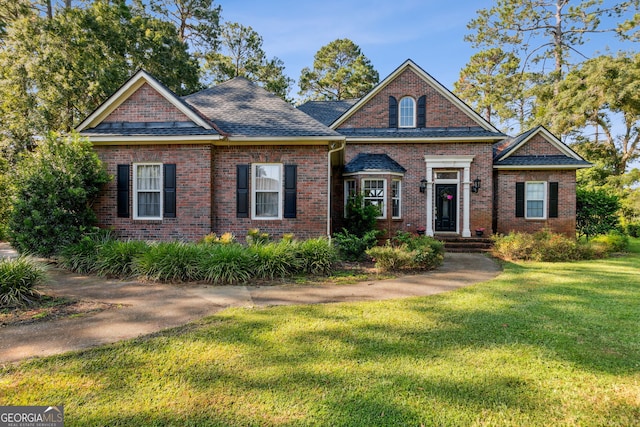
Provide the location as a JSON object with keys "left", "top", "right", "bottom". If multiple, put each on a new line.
{"left": 1, "top": 240, "right": 639, "bottom": 426}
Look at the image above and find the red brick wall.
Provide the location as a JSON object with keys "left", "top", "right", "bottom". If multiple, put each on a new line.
{"left": 104, "top": 83, "right": 191, "bottom": 123}
{"left": 495, "top": 170, "right": 577, "bottom": 236}
{"left": 212, "top": 145, "right": 329, "bottom": 241}
{"left": 338, "top": 69, "right": 479, "bottom": 129}
{"left": 334, "top": 142, "right": 495, "bottom": 238}
{"left": 511, "top": 134, "right": 565, "bottom": 156}
{"left": 93, "top": 144, "right": 213, "bottom": 240}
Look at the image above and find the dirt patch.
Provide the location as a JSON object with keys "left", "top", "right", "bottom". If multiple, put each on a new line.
{"left": 0, "top": 297, "right": 122, "bottom": 327}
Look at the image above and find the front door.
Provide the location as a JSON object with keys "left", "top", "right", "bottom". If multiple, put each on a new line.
{"left": 435, "top": 184, "right": 457, "bottom": 232}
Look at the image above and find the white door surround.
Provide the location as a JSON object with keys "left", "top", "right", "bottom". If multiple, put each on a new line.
{"left": 423, "top": 155, "right": 475, "bottom": 238}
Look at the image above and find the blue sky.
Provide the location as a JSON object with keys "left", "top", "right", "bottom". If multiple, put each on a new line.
{"left": 219, "top": 0, "right": 635, "bottom": 96}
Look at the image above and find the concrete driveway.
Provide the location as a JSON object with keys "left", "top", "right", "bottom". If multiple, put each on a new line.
{"left": 0, "top": 243, "right": 501, "bottom": 364}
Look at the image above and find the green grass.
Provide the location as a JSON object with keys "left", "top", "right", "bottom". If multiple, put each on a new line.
{"left": 1, "top": 239, "right": 639, "bottom": 426}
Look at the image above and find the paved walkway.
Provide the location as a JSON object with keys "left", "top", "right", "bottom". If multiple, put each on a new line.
{"left": 0, "top": 243, "right": 501, "bottom": 364}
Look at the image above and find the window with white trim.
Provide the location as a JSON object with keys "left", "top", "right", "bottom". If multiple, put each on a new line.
{"left": 363, "top": 179, "right": 386, "bottom": 219}
{"left": 252, "top": 163, "right": 282, "bottom": 219}
{"left": 134, "top": 163, "right": 162, "bottom": 219}
{"left": 526, "top": 182, "right": 546, "bottom": 219}
{"left": 344, "top": 179, "right": 356, "bottom": 217}
{"left": 399, "top": 97, "right": 415, "bottom": 128}
{"left": 392, "top": 180, "right": 401, "bottom": 219}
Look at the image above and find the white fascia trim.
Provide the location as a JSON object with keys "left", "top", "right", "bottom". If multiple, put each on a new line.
{"left": 424, "top": 155, "right": 475, "bottom": 169}
{"left": 331, "top": 59, "right": 500, "bottom": 133}
{"left": 225, "top": 136, "right": 345, "bottom": 144}
{"left": 493, "top": 164, "right": 591, "bottom": 170}
{"left": 345, "top": 136, "right": 502, "bottom": 143}
{"left": 87, "top": 135, "right": 223, "bottom": 145}
{"left": 76, "top": 70, "right": 213, "bottom": 131}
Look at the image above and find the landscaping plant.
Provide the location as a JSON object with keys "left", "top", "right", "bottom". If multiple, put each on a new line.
{"left": 295, "top": 237, "right": 338, "bottom": 275}
{"left": 198, "top": 243, "right": 254, "bottom": 284}
{"left": 134, "top": 241, "right": 204, "bottom": 282}
{"left": 8, "top": 133, "right": 110, "bottom": 256}
{"left": 366, "top": 232, "right": 444, "bottom": 272}
{"left": 0, "top": 256, "right": 47, "bottom": 307}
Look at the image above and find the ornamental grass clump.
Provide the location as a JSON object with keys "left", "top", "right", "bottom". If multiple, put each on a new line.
{"left": 59, "top": 229, "right": 113, "bottom": 274}
{"left": 295, "top": 237, "right": 338, "bottom": 275}
{"left": 249, "top": 240, "right": 300, "bottom": 279}
{"left": 0, "top": 256, "right": 47, "bottom": 308}
{"left": 96, "top": 239, "right": 149, "bottom": 278}
{"left": 198, "top": 243, "right": 254, "bottom": 284}
{"left": 134, "top": 241, "right": 204, "bottom": 282}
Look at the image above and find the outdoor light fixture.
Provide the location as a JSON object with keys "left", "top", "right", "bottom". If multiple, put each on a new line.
{"left": 419, "top": 178, "right": 428, "bottom": 193}
{"left": 471, "top": 177, "right": 482, "bottom": 193}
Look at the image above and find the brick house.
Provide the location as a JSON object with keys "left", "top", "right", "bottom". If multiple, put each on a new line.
{"left": 77, "top": 59, "right": 590, "bottom": 241}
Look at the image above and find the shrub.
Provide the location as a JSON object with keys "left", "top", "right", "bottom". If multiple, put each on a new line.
{"left": 344, "top": 193, "right": 380, "bottom": 237}
{"left": 198, "top": 244, "right": 254, "bottom": 284}
{"left": 96, "top": 240, "right": 149, "bottom": 278}
{"left": 366, "top": 232, "right": 445, "bottom": 272}
{"left": 366, "top": 245, "right": 414, "bottom": 271}
{"left": 59, "top": 230, "right": 113, "bottom": 274}
{"left": 333, "top": 229, "right": 379, "bottom": 261}
{"left": 591, "top": 231, "right": 629, "bottom": 254}
{"left": 249, "top": 241, "right": 300, "bottom": 279}
{"left": 624, "top": 222, "right": 640, "bottom": 238}
{"left": 576, "top": 188, "right": 621, "bottom": 239}
{"left": 493, "top": 230, "right": 594, "bottom": 262}
{"left": 8, "top": 133, "right": 110, "bottom": 256}
{"left": 296, "top": 237, "right": 338, "bottom": 275}
{"left": 0, "top": 156, "right": 14, "bottom": 241}
{"left": 0, "top": 257, "right": 47, "bottom": 307}
{"left": 134, "top": 242, "right": 203, "bottom": 282}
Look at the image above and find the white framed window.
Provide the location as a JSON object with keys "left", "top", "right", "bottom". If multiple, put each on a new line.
{"left": 399, "top": 96, "right": 416, "bottom": 128}
{"left": 363, "top": 179, "right": 386, "bottom": 219}
{"left": 526, "top": 182, "right": 546, "bottom": 219}
{"left": 133, "top": 163, "right": 162, "bottom": 220}
{"left": 252, "top": 163, "right": 282, "bottom": 219}
{"left": 392, "top": 180, "right": 401, "bottom": 219}
{"left": 344, "top": 179, "right": 356, "bottom": 217}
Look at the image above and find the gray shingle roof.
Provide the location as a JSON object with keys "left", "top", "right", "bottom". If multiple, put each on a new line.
{"left": 337, "top": 127, "right": 506, "bottom": 139}
{"left": 494, "top": 155, "right": 592, "bottom": 167}
{"left": 344, "top": 153, "right": 407, "bottom": 174}
{"left": 493, "top": 127, "right": 538, "bottom": 159}
{"left": 183, "top": 77, "right": 342, "bottom": 138}
{"left": 297, "top": 99, "right": 359, "bottom": 126}
{"left": 83, "top": 121, "right": 220, "bottom": 136}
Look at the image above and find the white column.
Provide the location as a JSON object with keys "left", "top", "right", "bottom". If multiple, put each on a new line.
{"left": 462, "top": 165, "right": 471, "bottom": 237}
{"left": 425, "top": 165, "right": 434, "bottom": 236}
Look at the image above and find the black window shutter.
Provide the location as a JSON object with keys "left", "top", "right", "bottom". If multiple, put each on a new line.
{"left": 417, "top": 95, "right": 426, "bottom": 127}
{"left": 284, "top": 165, "right": 297, "bottom": 219}
{"left": 389, "top": 96, "right": 397, "bottom": 128}
{"left": 515, "top": 182, "right": 525, "bottom": 218}
{"left": 549, "top": 182, "right": 559, "bottom": 218}
{"left": 237, "top": 164, "right": 249, "bottom": 218}
{"left": 117, "top": 164, "right": 130, "bottom": 218}
{"left": 163, "top": 164, "right": 176, "bottom": 218}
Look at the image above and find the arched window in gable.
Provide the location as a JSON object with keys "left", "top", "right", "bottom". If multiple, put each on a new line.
{"left": 399, "top": 96, "right": 416, "bottom": 128}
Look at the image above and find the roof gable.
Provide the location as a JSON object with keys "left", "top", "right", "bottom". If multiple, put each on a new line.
{"left": 76, "top": 70, "right": 214, "bottom": 132}
{"left": 331, "top": 59, "right": 500, "bottom": 133}
{"left": 494, "top": 126, "right": 591, "bottom": 169}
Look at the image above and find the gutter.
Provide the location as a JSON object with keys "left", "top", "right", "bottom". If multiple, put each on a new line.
{"left": 327, "top": 140, "right": 346, "bottom": 240}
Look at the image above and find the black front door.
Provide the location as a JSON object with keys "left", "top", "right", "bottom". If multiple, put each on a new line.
{"left": 435, "top": 184, "right": 457, "bottom": 232}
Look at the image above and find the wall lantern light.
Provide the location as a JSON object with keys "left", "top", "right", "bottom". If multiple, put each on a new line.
{"left": 419, "top": 178, "right": 428, "bottom": 193}
{"left": 471, "top": 177, "right": 482, "bottom": 193}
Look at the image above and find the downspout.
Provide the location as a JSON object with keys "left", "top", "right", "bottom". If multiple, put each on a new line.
{"left": 327, "top": 139, "right": 346, "bottom": 240}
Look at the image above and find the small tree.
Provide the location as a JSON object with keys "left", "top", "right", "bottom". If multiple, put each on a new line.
{"left": 343, "top": 193, "right": 379, "bottom": 237}
{"left": 9, "top": 133, "right": 110, "bottom": 256}
{"left": 576, "top": 188, "right": 621, "bottom": 240}
{"left": 0, "top": 155, "right": 14, "bottom": 240}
